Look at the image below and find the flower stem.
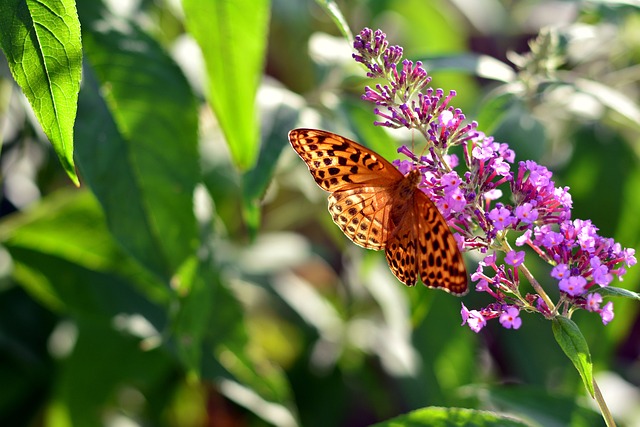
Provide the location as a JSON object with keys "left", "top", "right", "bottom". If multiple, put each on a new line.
{"left": 518, "top": 262, "right": 556, "bottom": 313}
{"left": 594, "top": 378, "right": 616, "bottom": 427}
{"left": 500, "top": 240, "right": 556, "bottom": 313}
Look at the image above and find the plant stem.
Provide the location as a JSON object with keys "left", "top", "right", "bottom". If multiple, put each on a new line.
{"left": 594, "top": 378, "right": 616, "bottom": 427}
{"left": 499, "top": 240, "right": 556, "bottom": 313}
{"left": 518, "top": 262, "right": 556, "bottom": 313}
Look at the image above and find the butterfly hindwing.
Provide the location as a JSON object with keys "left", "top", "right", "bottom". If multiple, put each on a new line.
{"left": 328, "top": 187, "right": 394, "bottom": 250}
{"left": 413, "top": 191, "right": 468, "bottom": 294}
{"left": 384, "top": 220, "right": 419, "bottom": 286}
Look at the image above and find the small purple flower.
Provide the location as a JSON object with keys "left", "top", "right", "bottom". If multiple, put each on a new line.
{"left": 441, "top": 171, "right": 462, "bottom": 191}
{"left": 574, "top": 219, "right": 598, "bottom": 252}
{"left": 600, "top": 301, "right": 614, "bottom": 324}
{"left": 515, "top": 203, "right": 538, "bottom": 224}
{"left": 622, "top": 248, "right": 637, "bottom": 267}
{"left": 493, "top": 157, "right": 511, "bottom": 176}
{"left": 590, "top": 257, "right": 612, "bottom": 286}
{"left": 551, "top": 264, "right": 569, "bottom": 280}
{"left": 488, "top": 206, "right": 513, "bottom": 231}
{"left": 461, "top": 303, "right": 486, "bottom": 333}
{"left": 541, "top": 230, "right": 564, "bottom": 248}
{"left": 444, "top": 188, "right": 466, "bottom": 213}
{"left": 499, "top": 306, "right": 522, "bottom": 329}
{"left": 472, "top": 145, "right": 494, "bottom": 161}
{"left": 585, "top": 293, "right": 602, "bottom": 312}
{"left": 559, "top": 276, "right": 587, "bottom": 296}
{"left": 515, "top": 229, "right": 532, "bottom": 247}
{"left": 439, "top": 110, "right": 455, "bottom": 127}
{"left": 476, "top": 279, "right": 489, "bottom": 292}
{"left": 505, "top": 250, "right": 525, "bottom": 267}
{"left": 394, "top": 157, "right": 414, "bottom": 175}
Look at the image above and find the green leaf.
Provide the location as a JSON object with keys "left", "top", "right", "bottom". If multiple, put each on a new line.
{"left": 241, "top": 84, "right": 301, "bottom": 239}
{"left": 48, "top": 322, "right": 174, "bottom": 427}
{"left": 171, "top": 256, "right": 227, "bottom": 376}
{"left": 74, "top": 18, "right": 200, "bottom": 280}
{"left": 182, "top": 0, "right": 270, "bottom": 171}
{"left": 475, "top": 92, "right": 517, "bottom": 135}
{"left": 0, "top": 0, "right": 81, "bottom": 185}
{"left": 314, "top": 0, "right": 352, "bottom": 43}
{"left": 483, "top": 385, "right": 603, "bottom": 427}
{"left": 0, "top": 190, "right": 171, "bottom": 316}
{"left": 371, "top": 407, "right": 535, "bottom": 427}
{"left": 551, "top": 316, "right": 595, "bottom": 397}
{"left": 591, "top": 286, "right": 640, "bottom": 301}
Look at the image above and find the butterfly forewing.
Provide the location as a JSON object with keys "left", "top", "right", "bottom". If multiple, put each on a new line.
{"left": 288, "top": 128, "right": 468, "bottom": 295}
{"left": 288, "top": 129, "right": 403, "bottom": 192}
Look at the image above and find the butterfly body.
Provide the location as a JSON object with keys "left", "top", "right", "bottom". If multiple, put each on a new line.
{"left": 289, "top": 128, "right": 468, "bottom": 295}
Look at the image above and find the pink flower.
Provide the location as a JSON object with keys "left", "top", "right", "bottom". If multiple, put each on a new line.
{"left": 600, "top": 302, "right": 614, "bottom": 325}
{"left": 515, "top": 203, "right": 538, "bottom": 224}
{"left": 559, "top": 276, "right": 587, "bottom": 296}
{"left": 585, "top": 293, "right": 602, "bottom": 312}
{"left": 461, "top": 304, "right": 486, "bottom": 333}
{"left": 551, "top": 264, "right": 569, "bottom": 280}
{"left": 499, "top": 307, "right": 522, "bottom": 329}
{"left": 505, "top": 250, "right": 525, "bottom": 267}
{"left": 488, "top": 207, "right": 513, "bottom": 231}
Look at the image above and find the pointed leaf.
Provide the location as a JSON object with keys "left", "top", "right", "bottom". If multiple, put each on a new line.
{"left": 183, "top": 0, "right": 270, "bottom": 171}
{"left": 0, "top": 0, "right": 81, "bottom": 185}
{"left": 551, "top": 316, "right": 595, "bottom": 397}
{"left": 593, "top": 286, "right": 640, "bottom": 301}
{"left": 74, "top": 17, "right": 200, "bottom": 280}
{"left": 314, "top": 0, "right": 352, "bottom": 42}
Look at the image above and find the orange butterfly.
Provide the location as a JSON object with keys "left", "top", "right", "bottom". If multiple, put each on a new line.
{"left": 288, "top": 128, "right": 468, "bottom": 295}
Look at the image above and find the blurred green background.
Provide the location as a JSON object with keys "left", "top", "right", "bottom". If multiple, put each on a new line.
{"left": 0, "top": 0, "right": 639, "bottom": 426}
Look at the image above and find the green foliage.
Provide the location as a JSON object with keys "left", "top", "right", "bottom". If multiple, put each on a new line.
{"left": 182, "top": 0, "right": 270, "bottom": 172}
{"left": 371, "top": 407, "right": 535, "bottom": 427}
{"left": 0, "top": 0, "right": 81, "bottom": 184}
{"left": 0, "top": 1, "right": 638, "bottom": 426}
{"left": 552, "top": 317, "right": 595, "bottom": 397}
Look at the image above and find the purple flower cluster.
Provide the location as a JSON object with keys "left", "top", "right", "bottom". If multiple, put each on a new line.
{"left": 352, "top": 28, "right": 637, "bottom": 331}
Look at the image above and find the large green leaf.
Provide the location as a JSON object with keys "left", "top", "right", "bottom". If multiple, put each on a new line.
{"left": 182, "top": 0, "right": 270, "bottom": 171}
{"left": 0, "top": 0, "right": 81, "bottom": 185}
{"left": 74, "top": 14, "right": 200, "bottom": 280}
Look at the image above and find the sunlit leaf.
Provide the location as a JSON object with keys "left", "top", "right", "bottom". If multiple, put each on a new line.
{"left": 183, "top": 0, "right": 270, "bottom": 171}
{"left": 0, "top": 0, "right": 81, "bottom": 185}
{"left": 371, "top": 407, "right": 535, "bottom": 427}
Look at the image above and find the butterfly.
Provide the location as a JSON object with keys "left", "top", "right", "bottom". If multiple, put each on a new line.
{"left": 288, "top": 128, "right": 468, "bottom": 295}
